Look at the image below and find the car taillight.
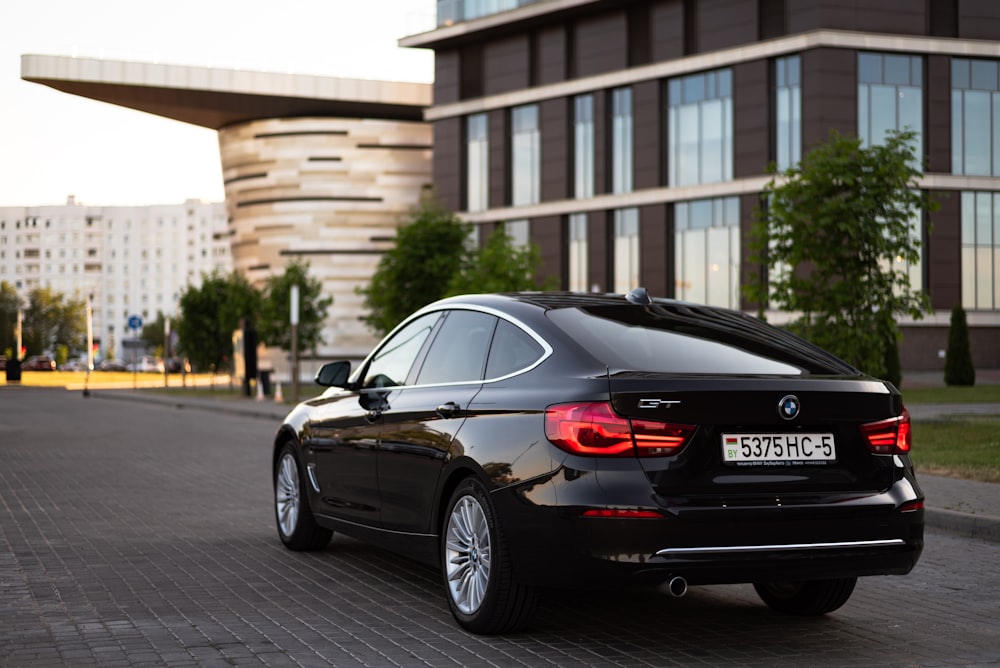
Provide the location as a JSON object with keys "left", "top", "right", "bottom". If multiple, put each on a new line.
{"left": 860, "top": 406, "right": 912, "bottom": 455}
{"left": 545, "top": 402, "right": 694, "bottom": 457}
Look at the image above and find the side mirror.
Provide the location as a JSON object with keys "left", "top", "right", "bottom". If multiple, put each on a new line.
{"left": 315, "top": 361, "right": 351, "bottom": 388}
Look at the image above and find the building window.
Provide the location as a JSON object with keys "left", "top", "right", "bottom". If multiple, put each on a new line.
{"left": 511, "top": 105, "right": 540, "bottom": 206}
{"left": 858, "top": 52, "right": 923, "bottom": 159}
{"left": 611, "top": 88, "right": 633, "bottom": 194}
{"left": 675, "top": 197, "right": 740, "bottom": 308}
{"left": 613, "top": 208, "right": 640, "bottom": 293}
{"left": 568, "top": 213, "right": 589, "bottom": 292}
{"left": 668, "top": 69, "right": 733, "bottom": 186}
{"left": 952, "top": 58, "right": 1000, "bottom": 176}
{"left": 775, "top": 55, "right": 801, "bottom": 171}
{"left": 505, "top": 219, "right": 530, "bottom": 248}
{"left": 962, "top": 191, "right": 1000, "bottom": 310}
{"left": 573, "top": 95, "right": 595, "bottom": 199}
{"left": 467, "top": 113, "right": 489, "bottom": 212}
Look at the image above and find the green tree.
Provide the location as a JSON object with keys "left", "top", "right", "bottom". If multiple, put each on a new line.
{"left": 0, "top": 280, "right": 21, "bottom": 357}
{"left": 176, "top": 270, "right": 260, "bottom": 372}
{"left": 22, "top": 286, "right": 86, "bottom": 356}
{"left": 359, "top": 192, "right": 471, "bottom": 336}
{"left": 141, "top": 311, "right": 170, "bottom": 358}
{"left": 448, "top": 229, "right": 551, "bottom": 295}
{"left": 745, "top": 129, "right": 934, "bottom": 379}
{"left": 944, "top": 304, "right": 975, "bottom": 386}
{"left": 259, "top": 260, "right": 332, "bottom": 353}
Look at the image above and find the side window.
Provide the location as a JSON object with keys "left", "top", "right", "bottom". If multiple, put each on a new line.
{"left": 363, "top": 312, "right": 441, "bottom": 388}
{"left": 485, "top": 319, "right": 545, "bottom": 379}
{"left": 416, "top": 310, "right": 497, "bottom": 385}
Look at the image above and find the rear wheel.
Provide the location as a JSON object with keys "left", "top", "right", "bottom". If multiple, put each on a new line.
{"left": 753, "top": 577, "right": 857, "bottom": 615}
{"left": 274, "top": 444, "right": 332, "bottom": 551}
{"left": 441, "top": 478, "right": 537, "bottom": 634}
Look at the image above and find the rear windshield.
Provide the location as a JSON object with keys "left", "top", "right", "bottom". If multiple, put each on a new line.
{"left": 547, "top": 304, "right": 857, "bottom": 376}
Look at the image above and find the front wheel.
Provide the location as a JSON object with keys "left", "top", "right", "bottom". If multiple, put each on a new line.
{"left": 441, "top": 478, "right": 537, "bottom": 634}
{"left": 274, "top": 444, "right": 332, "bottom": 551}
{"left": 753, "top": 577, "right": 857, "bottom": 615}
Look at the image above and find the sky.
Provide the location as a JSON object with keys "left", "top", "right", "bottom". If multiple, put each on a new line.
{"left": 0, "top": 0, "right": 436, "bottom": 207}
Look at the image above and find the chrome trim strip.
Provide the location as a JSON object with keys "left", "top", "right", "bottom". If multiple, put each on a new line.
{"left": 315, "top": 513, "right": 437, "bottom": 539}
{"left": 656, "top": 539, "right": 906, "bottom": 557}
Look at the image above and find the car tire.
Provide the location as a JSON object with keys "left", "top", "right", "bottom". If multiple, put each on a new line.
{"left": 753, "top": 577, "right": 857, "bottom": 615}
{"left": 274, "top": 443, "right": 332, "bottom": 551}
{"left": 441, "top": 477, "right": 538, "bottom": 634}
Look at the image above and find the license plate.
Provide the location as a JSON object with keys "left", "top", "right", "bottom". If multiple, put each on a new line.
{"left": 722, "top": 433, "right": 836, "bottom": 465}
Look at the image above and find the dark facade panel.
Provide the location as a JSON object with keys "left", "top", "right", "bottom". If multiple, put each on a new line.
{"left": 800, "top": 48, "right": 855, "bottom": 153}
{"left": 488, "top": 110, "right": 509, "bottom": 208}
{"left": 531, "top": 215, "right": 564, "bottom": 286}
{"left": 639, "top": 204, "right": 669, "bottom": 296}
{"left": 633, "top": 81, "right": 662, "bottom": 190}
{"left": 435, "top": 50, "right": 460, "bottom": 105}
{"left": 958, "top": 0, "right": 1000, "bottom": 40}
{"left": 697, "top": 0, "right": 758, "bottom": 52}
{"left": 433, "top": 118, "right": 462, "bottom": 212}
{"left": 902, "top": 326, "right": 1000, "bottom": 370}
{"left": 733, "top": 59, "right": 770, "bottom": 178}
{"left": 572, "top": 12, "right": 628, "bottom": 78}
{"left": 536, "top": 25, "right": 568, "bottom": 85}
{"left": 926, "top": 55, "right": 952, "bottom": 174}
{"left": 650, "top": 0, "right": 685, "bottom": 62}
{"left": 927, "top": 190, "right": 961, "bottom": 310}
{"left": 484, "top": 35, "right": 531, "bottom": 96}
{"left": 739, "top": 193, "right": 762, "bottom": 312}
{"left": 540, "top": 98, "right": 569, "bottom": 201}
{"left": 786, "top": 0, "right": 926, "bottom": 35}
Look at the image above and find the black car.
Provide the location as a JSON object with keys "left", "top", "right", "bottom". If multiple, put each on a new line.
{"left": 272, "top": 291, "right": 923, "bottom": 634}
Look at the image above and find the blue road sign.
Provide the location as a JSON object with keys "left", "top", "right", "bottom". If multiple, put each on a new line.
{"left": 128, "top": 314, "right": 143, "bottom": 330}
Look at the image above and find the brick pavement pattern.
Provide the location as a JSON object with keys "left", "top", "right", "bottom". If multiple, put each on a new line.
{"left": 2, "top": 387, "right": 999, "bottom": 667}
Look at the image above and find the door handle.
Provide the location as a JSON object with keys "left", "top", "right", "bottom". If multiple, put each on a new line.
{"left": 436, "top": 402, "right": 461, "bottom": 418}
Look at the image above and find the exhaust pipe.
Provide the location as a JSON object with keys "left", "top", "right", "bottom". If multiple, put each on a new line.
{"left": 667, "top": 576, "right": 688, "bottom": 597}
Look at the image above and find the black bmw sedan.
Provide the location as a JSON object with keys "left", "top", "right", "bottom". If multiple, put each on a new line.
{"left": 272, "top": 290, "right": 923, "bottom": 634}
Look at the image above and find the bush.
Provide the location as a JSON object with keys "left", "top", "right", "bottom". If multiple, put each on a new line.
{"left": 944, "top": 304, "right": 975, "bottom": 386}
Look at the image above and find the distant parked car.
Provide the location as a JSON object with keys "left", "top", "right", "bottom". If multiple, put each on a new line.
{"left": 127, "top": 356, "right": 165, "bottom": 373}
{"left": 22, "top": 355, "right": 56, "bottom": 371}
{"left": 97, "top": 359, "right": 127, "bottom": 372}
{"left": 166, "top": 357, "right": 191, "bottom": 373}
{"left": 60, "top": 359, "right": 90, "bottom": 372}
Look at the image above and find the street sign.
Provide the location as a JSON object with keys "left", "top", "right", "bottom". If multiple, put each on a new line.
{"left": 128, "top": 314, "right": 143, "bottom": 330}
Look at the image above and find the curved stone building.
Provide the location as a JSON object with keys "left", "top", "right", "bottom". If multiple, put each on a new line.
{"left": 22, "top": 54, "right": 432, "bottom": 365}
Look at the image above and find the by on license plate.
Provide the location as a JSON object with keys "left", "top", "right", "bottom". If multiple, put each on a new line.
{"left": 722, "top": 433, "right": 836, "bottom": 465}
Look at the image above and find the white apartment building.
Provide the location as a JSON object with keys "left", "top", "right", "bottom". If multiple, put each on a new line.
{"left": 0, "top": 197, "right": 230, "bottom": 360}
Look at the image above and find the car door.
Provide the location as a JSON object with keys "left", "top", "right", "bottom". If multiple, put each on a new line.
{"left": 377, "top": 310, "right": 497, "bottom": 534}
{"left": 307, "top": 311, "right": 442, "bottom": 527}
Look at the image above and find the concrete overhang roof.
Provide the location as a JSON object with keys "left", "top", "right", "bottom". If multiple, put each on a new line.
{"left": 21, "top": 54, "right": 432, "bottom": 129}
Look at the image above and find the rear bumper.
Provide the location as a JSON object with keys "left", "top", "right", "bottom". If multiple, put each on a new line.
{"left": 499, "top": 473, "right": 924, "bottom": 588}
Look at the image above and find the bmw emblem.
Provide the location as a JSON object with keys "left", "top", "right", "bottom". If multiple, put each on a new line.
{"left": 778, "top": 395, "right": 800, "bottom": 421}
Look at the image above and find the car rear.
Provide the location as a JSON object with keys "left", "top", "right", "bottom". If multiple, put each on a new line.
{"left": 536, "top": 298, "right": 923, "bottom": 586}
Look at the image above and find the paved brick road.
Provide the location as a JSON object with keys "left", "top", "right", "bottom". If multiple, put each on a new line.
{"left": 2, "top": 387, "right": 999, "bottom": 667}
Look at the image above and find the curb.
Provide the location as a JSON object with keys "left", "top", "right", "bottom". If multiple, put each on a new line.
{"left": 87, "top": 388, "right": 289, "bottom": 421}
{"left": 924, "top": 507, "right": 1000, "bottom": 544}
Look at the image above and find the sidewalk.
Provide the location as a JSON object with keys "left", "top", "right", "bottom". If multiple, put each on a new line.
{"left": 86, "top": 385, "right": 1000, "bottom": 545}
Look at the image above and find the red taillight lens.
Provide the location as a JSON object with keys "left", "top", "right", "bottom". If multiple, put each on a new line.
{"left": 581, "top": 508, "right": 664, "bottom": 518}
{"left": 545, "top": 402, "right": 694, "bottom": 457}
{"left": 860, "top": 406, "right": 912, "bottom": 455}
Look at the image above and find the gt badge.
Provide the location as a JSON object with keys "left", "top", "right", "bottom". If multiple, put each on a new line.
{"left": 638, "top": 398, "right": 681, "bottom": 410}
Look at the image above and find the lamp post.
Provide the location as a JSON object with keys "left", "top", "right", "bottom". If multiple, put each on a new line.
{"left": 290, "top": 284, "right": 299, "bottom": 404}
